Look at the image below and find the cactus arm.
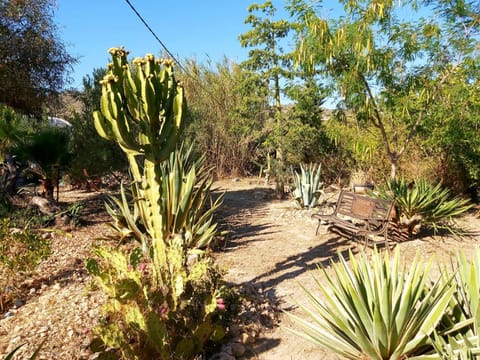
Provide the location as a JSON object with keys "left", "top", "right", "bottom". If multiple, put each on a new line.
{"left": 93, "top": 111, "right": 113, "bottom": 140}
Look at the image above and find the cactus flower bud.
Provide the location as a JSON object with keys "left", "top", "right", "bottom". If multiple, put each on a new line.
{"left": 216, "top": 298, "right": 226, "bottom": 311}
{"left": 138, "top": 262, "right": 147, "bottom": 272}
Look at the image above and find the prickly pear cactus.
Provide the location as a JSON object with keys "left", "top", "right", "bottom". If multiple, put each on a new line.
{"left": 93, "top": 47, "right": 185, "bottom": 261}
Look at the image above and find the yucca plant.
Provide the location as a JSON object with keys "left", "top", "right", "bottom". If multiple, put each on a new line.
{"left": 377, "top": 178, "right": 472, "bottom": 236}
{"left": 427, "top": 249, "right": 480, "bottom": 359}
{"left": 287, "top": 248, "right": 455, "bottom": 360}
{"left": 105, "top": 144, "right": 223, "bottom": 249}
{"left": 159, "top": 144, "right": 223, "bottom": 249}
{"left": 291, "top": 163, "right": 324, "bottom": 209}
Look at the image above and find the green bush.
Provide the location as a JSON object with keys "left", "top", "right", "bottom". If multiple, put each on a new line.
{"left": 68, "top": 112, "right": 127, "bottom": 186}
{"left": 0, "top": 218, "right": 51, "bottom": 311}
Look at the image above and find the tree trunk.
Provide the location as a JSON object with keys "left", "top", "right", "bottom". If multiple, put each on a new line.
{"left": 390, "top": 156, "right": 397, "bottom": 184}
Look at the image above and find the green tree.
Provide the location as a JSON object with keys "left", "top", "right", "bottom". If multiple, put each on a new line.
{"left": 240, "top": 1, "right": 293, "bottom": 113}
{"left": 79, "top": 68, "right": 106, "bottom": 114}
{"left": 290, "top": 0, "right": 479, "bottom": 182}
{"left": 239, "top": 0, "right": 294, "bottom": 162}
{"left": 0, "top": 0, "right": 75, "bottom": 115}
{"left": 421, "top": 60, "right": 480, "bottom": 195}
{"left": 0, "top": 105, "right": 30, "bottom": 162}
{"left": 13, "top": 127, "right": 71, "bottom": 200}
{"left": 283, "top": 75, "right": 331, "bottom": 166}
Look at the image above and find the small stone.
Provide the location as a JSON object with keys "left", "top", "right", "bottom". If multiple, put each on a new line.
{"left": 13, "top": 325, "right": 23, "bottom": 333}
{"left": 4, "top": 311, "right": 14, "bottom": 318}
{"left": 240, "top": 332, "right": 255, "bottom": 344}
{"left": 52, "top": 283, "right": 61, "bottom": 290}
{"left": 231, "top": 342, "right": 246, "bottom": 357}
{"left": 214, "top": 352, "right": 235, "bottom": 360}
{"left": 29, "top": 287, "right": 36, "bottom": 295}
{"left": 11, "top": 336, "right": 21, "bottom": 343}
{"left": 42, "top": 232, "right": 53, "bottom": 239}
{"left": 14, "top": 299, "right": 24, "bottom": 309}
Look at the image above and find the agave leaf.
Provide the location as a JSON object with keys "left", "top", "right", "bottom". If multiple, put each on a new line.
{"left": 288, "top": 248, "right": 457, "bottom": 360}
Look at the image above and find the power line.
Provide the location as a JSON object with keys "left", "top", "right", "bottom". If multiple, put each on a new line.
{"left": 122, "top": 0, "right": 233, "bottom": 110}
{"left": 123, "top": 0, "right": 186, "bottom": 73}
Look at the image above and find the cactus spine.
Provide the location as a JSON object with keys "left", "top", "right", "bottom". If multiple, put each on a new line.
{"left": 93, "top": 48, "right": 185, "bottom": 263}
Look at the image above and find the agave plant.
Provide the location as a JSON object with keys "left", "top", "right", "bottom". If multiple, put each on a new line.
{"left": 428, "top": 330, "right": 480, "bottom": 359}
{"left": 427, "top": 249, "right": 480, "bottom": 359}
{"left": 106, "top": 145, "right": 223, "bottom": 249}
{"left": 377, "top": 178, "right": 472, "bottom": 236}
{"left": 105, "top": 184, "right": 147, "bottom": 246}
{"left": 291, "top": 163, "right": 324, "bottom": 209}
{"left": 287, "top": 248, "right": 455, "bottom": 360}
{"left": 159, "top": 144, "right": 223, "bottom": 249}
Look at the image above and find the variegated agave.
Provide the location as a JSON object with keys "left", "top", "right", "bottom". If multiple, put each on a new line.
{"left": 287, "top": 248, "right": 455, "bottom": 360}
{"left": 428, "top": 249, "right": 480, "bottom": 359}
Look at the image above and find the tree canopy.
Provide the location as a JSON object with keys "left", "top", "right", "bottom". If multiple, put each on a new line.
{"left": 289, "top": 0, "right": 479, "bottom": 181}
{"left": 0, "top": 0, "right": 76, "bottom": 116}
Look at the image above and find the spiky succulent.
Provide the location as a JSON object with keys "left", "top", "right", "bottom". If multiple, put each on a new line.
{"left": 93, "top": 48, "right": 185, "bottom": 262}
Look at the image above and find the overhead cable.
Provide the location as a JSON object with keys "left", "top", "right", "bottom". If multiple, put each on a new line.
{"left": 123, "top": 0, "right": 186, "bottom": 73}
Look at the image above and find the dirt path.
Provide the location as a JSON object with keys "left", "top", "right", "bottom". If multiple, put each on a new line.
{"left": 214, "top": 179, "right": 351, "bottom": 359}
{"left": 0, "top": 191, "right": 109, "bottom": 359}
{"left": 213, "top": 178, "right": 480, "bottom": 360}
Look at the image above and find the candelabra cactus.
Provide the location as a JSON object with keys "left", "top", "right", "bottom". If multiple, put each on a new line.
{"left": 93, "top": 47, "right": 183, "bottom": 159}
{"left": 93, "top": 47, "right": 185, "bottom": 261}
{"left": 89, "top": 49, "right": 226, "bottom": 359}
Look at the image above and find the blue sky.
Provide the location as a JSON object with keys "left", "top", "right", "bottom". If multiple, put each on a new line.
{"left": 54, "top": 0, "right": 291, "bottom": 89}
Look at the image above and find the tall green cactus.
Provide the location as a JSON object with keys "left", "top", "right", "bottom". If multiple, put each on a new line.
{"left": 93, "top": 47, "right": 185, "bottom": 263}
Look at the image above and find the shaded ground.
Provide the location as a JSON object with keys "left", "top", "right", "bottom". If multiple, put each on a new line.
{"left": 0, "top": 178, "right": 479, "bottom": 359}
